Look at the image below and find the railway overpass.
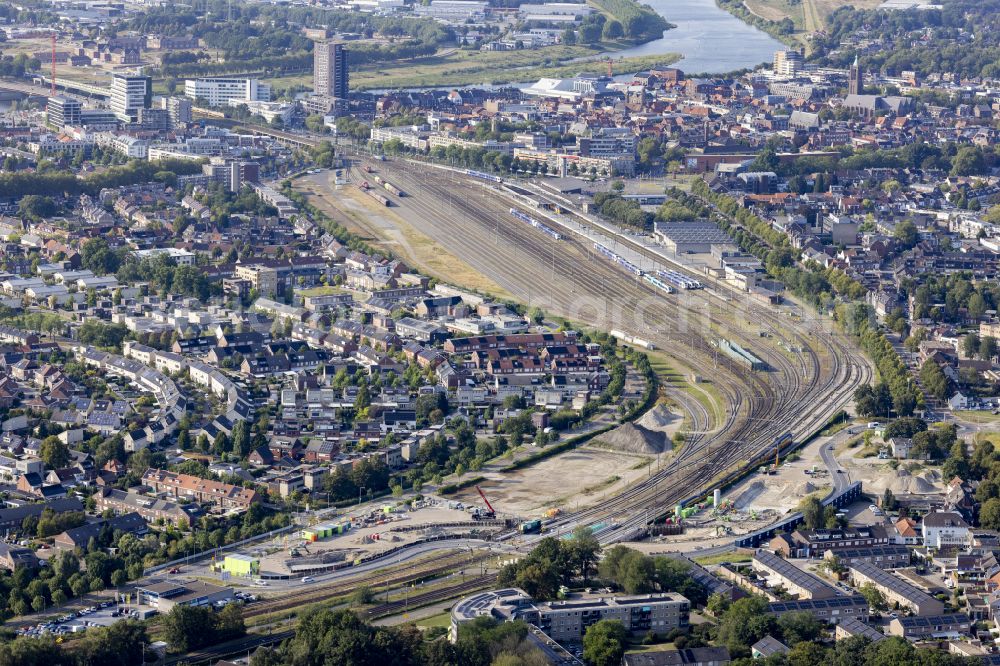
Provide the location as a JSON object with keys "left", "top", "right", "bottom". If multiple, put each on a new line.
{"left": 0, "top": 77, "right": 100, "bottom": 103}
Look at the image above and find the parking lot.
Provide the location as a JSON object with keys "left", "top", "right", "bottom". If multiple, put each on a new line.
{"left": 15, "top": 600, "right": 136, "bottom": 638}
{"left": 14, "top": 588, "right": 264, "bottom": 639}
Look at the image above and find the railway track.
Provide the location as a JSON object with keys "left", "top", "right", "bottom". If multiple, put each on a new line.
{"left": 161, "top": 630, "right": 295, "bottom": 666}
{"left": 338, "top": 159, "right": 870, "bottom": 544}
{"left": 244, "top": 551, "right": 488, "bottom": 618}
{"left": 364, "top": 574, "right": 498, "bottom": 619}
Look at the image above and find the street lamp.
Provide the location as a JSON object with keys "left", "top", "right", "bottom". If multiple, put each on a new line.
{"left": 358, "top": 487, "right": 366, "bottom": 506}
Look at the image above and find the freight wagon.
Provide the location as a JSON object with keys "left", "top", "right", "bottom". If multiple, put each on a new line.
{"left": 610, "top": 329, "right": 655, "bottom": 350}
{"left": 718, "top": 338, "right": 766, "bottom": 371}
{"left": 359, "top": 185, "right": 390, "bottom": 206}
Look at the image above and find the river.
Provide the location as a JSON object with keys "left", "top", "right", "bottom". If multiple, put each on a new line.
{"left": 615, "top": 0, "right": 785, "bottom": 75}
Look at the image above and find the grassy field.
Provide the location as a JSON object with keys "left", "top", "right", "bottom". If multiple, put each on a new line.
{"left": 692, "top": 551, "right": 753, "bottom": 566}
{"left": 646, "top": 352, "right": 723, "bottom": 431}
{"left": 264, "top": 45, "right": 680, "bottom": 93}
{"left": 741, "top": 0, "right": 883, "bottom": 32}
{"left": 953, "top": 411, "right": 1000, "bottom": 426}
{"left": 293, "top": 175, "right": 512, "bottom": 298}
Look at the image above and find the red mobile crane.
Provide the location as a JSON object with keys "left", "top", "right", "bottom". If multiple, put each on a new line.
{"left": 474, "top": 486, "right": 496, "bottom": 520}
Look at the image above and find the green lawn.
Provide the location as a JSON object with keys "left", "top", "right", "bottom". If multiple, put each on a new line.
{"left": 413, "top": 611, "right": 454, "bottom": 629}
{"left": 692, "top": 551, "right": 752, "bottom": 566}
{"left": 264, "top": 44, "right": 680, "bottom": 93}
{"left": 953, "top": 410, "right": 1000, "bottom": 425}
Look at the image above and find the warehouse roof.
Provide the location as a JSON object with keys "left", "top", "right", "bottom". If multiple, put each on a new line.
{"left": 654, "top": 221, "right": 733, "bottom": 244}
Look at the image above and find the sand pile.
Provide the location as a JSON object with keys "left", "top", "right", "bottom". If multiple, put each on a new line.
{"left": 732, "top": 480, "right": 766, "bottom": 510}
{"left": 596, "top": 421, "right": 669, "bottom": 454}
{"left": 794, "top": 481, "right": 818, "bottom": 496}
{"left": 888, "top": 468, "right": 941, "bottom": 494}
{"left": 637, "top": 404, "right": 678, "bottom": 431}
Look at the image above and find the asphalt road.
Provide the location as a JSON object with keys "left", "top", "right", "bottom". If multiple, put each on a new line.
{"left": 820, "top": 429, "right": 855, "bottom": 493}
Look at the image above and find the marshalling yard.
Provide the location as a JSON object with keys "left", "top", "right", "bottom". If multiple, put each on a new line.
{"left": 158, "top": 158, "right": 874, "bottom": 653}
{"left": 298, "top": 160, "right": 874, "bottom": 544}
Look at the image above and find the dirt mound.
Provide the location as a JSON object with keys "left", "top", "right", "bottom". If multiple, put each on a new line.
{"left": 794, "top": 481, "right": 818, "bottom": 496}
{"left": 637, "top": 404, "right": 677, "bottom": 431}
{"left": 888, "top": 468, "right": 941, "bottom": 494}
{"left": 732, "top": 480, "right": 766, "bottom": 509}
{"left": 595, "top": 421, "right": 669, "bottom": 455}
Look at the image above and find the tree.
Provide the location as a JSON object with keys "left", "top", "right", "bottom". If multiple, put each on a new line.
{"left": 215, "top": 603, "right": 246, "bottom": 641}
{"left": 569, "top": 525, "right": 600, "bottom": 583}
{"left": 968, "top": 292, "right": 987, "bottom": 320}
{"left": 882, "top": 488, "right": 898, "bottom": 512}
{"left": 352, "top": 585, "right": 375, "bottom": 605}
{"left": 981, "top": 336, "right": 998, "bottom": 361}
{"left": 76, "top": 620, "right": 147, "bottom": 666}
{"left": 798, "top": 496, "right": 824, "bottom": 530}
{"left": 716, "top": 596, "right": 776, "bottom": 655}
{"left": 162, "top": 605, "right": 216, "bottom": 652}
{"left": 602, "top": 19, "right": 624, "bottom": 39}
{"left": 920, "top": 359, "right": 951, "bottom": 401}
{"left": 582, "top": 619, "right": 627, "bottom": 666}
{"left": 706, "top": 592, "right": 730, "bottom": 616}
{"left": 980, "top": 498, "right": 1000, "bottom": 530}
{"left": 17, "top": 195, "right": 56, "bottom": 220}
{"left": 964, "top": 333, "right": 981, "bottom": 359}
{"left": 231, "top": 419, "right": 251, "bottom": 458}
{"left": 893, "top": 219, "right": 919, "bottom": 249}
{"left": 778, "top": 610, "right": 823, "bottom": 644}
{"left": 110, "top": 569, "right": 127, "bottom": 588}
{"left": 38, "top": 436, "right": 70, "bottom": 469}
{"left": 80, "top": 237, "right": 121, "bottom": 275}
{"left": 283, "top": 608, "right": 422, "bottom": 666}
{"left": 950, "top": 146, "right": 986, "bottom": 176}
{"left": 858, "top": 581, "right": 887, "bottom": 611}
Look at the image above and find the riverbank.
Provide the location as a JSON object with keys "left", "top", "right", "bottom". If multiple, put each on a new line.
{"left": 715, "top": 0, "right": 883, "bottom": 52}
{"left": 267, "top": 45, "right": 682, "bottom": 93}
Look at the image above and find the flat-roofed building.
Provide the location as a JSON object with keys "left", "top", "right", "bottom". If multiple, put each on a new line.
{"left": 137, "top": 580, "right": 234, "bottom": 612}
{"left": 184, "top": 78, "right": 271, "bottom": 107}
{"left": 47, "top": 96, "right": 82, "bottom": 127}
{"left": 451, "top": 588, "right": 689, "bottom": 644}
{"left": 653, "top": 221, "right": 736, "bottom": 254}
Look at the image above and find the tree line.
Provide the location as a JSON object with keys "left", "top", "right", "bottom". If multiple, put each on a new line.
{"left": 0, "top": 159, "right": 203, "bottom": 200}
